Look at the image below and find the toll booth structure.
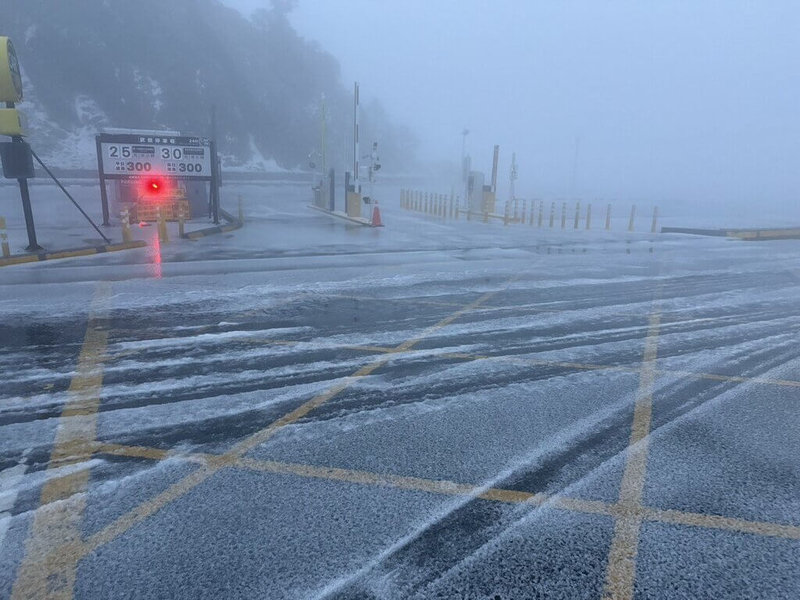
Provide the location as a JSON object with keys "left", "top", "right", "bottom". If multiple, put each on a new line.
{"left": 466, "top": 145, "right": 500, "bottom": 217}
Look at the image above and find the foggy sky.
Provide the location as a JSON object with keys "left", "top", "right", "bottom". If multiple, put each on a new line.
{"left": 224, "top": 1, "right": 800, "bottom": 208}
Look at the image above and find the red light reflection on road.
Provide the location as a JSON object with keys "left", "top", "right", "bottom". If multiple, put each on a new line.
{"left": 148, "top": 228, "right": 163, "bottom": 279}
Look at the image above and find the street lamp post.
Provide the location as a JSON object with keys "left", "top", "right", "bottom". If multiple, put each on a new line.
{"left": 461, "top": 129, "right": 469, "bottom": 209}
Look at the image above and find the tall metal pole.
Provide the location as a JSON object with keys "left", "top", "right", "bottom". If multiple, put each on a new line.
{"left": 17, "top": 174, "right": 40, "bottom": 251}
{"left": 6, "top": 99, "right": 41, "bottom": 251}
{"left": 461, "top": 129, "right": 469, "bottom": 180}
{"left": 353, "top": 82, "right": 359, "bottom": 192}
{"left": 210, "top": 105, "right": 220, "bottom": 224}
{"left": 321, "top": 94, "right": 327, "bottom": 178}
{"left": 509, "top": 151, "right": 517, "bottom": 203}
{"left": 491, "top": 144, "right": 500, "bottom": 193}
{"left": 96, "top": 135, "right": 110, "bottom": 226}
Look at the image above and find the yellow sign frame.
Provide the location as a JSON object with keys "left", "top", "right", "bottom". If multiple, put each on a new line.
{"left": 0, "top": 37, "right": 23, "bottom": 103}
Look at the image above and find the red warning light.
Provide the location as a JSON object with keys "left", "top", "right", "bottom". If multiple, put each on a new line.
{"left": 138, "top": 174, "right": 173, "bottom": 201}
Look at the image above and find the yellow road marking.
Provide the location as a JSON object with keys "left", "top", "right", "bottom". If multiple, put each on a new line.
{"left": 12, "top": 282, "right": 112, "bottom": 600}
{"left": 602, "top": 308, "right": 661, "bottom": 600}
{"left": 341, "top": 344, "right": 396, "bottom": 354}
{"left": 95, "top": 443, "right": 170, "bottom": 461}
{"left": 20, "top": 282, "right": 512, "bottom": 581}
{"left": 644, "top": 507, "right": 800, "bottom": 540}
{"left": 93, "top": 443, "right": 800, "bottom": 542}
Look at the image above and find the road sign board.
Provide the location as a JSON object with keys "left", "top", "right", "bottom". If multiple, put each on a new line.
{"left": 96, "top": 133, "right": 212, "bottom": 180}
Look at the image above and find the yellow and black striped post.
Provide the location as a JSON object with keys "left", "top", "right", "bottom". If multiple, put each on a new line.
{"left": 538, "top": 201, "right": 543, "bottom": 227}
{"left": 561, "top": 202, "right": 567, "bottom": 229}
{"left": 574, "top": 201, "right": 581, "bottom": 229}
{"left": 549, "top": 201, "right": 555, "bottom": 228}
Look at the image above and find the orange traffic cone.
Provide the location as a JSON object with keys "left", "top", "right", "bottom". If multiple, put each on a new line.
{"left": 371, "top": 205, "right": 384, "bottom": 227}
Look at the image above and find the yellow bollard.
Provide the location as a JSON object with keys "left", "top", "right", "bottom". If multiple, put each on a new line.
{"left": 561, "top": 202, "right": 567, "bottom": 229}
{"left": 651, "top": 206, "right": 659, "bottom": 233}
{"left": 521, "top": 199, "right": 527, "bottom": 225}
{"left": 574, "top": 201, "right": 581, "bottom": 229}
{"left": 425, "top": 193, "right": 429, "bottom": 214}
{"left": 538, "top": 201, "right": 544, "bottom": 227}
{"left": 0, "top": 216, "right": 10, "bottom": 257}
{"left": 586, "top": 203, "right": 592, "bottom": 230}
{"left": 628, "top": 204, "right": 636, "bottom": 232}
{"left": 549, "top": 201, "right": 555, "bottom": 228}
{"left": 606, "top": 203, "right": 612, "bottom": 230}
{"left": 157, "top": 207, "right": 168, "bottom": 244}
{"left": 121, "top": 209, "right": 132, "bottom": 243}
{"left": 503, "top": 201, "right": 509, "bottom": 226}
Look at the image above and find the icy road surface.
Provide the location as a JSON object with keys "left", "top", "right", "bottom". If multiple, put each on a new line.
{"left": 1, "top": 182, "right": 799, "bottom": 599}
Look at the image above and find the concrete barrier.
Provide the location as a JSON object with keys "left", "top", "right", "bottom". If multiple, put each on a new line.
{"left": 0, "top": 240, "right": 147, "bottom": 268}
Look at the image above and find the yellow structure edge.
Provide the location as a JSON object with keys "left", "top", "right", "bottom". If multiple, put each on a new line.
{"left": 0, "top": 240, "right": 146, "bottom": 268}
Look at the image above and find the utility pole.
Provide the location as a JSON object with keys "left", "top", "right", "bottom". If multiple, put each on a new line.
{"left": 461, "top": 129, "right": 469, "bottom": 209}
{"left": 353, "top": 82, "right": 360, "bottom": 192}
{"left": 0, "top": 37, "right": 41, "bottom": 250}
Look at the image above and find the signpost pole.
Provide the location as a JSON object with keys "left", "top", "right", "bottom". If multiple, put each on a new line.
{"left": 17, "top": 170, "right": 40, "bottom": 251}
{"left": 210, "top": 139, "right": 219, "bottom": 224}
{"left": 96, "top": 135, "right": 110, "bottom": 226}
